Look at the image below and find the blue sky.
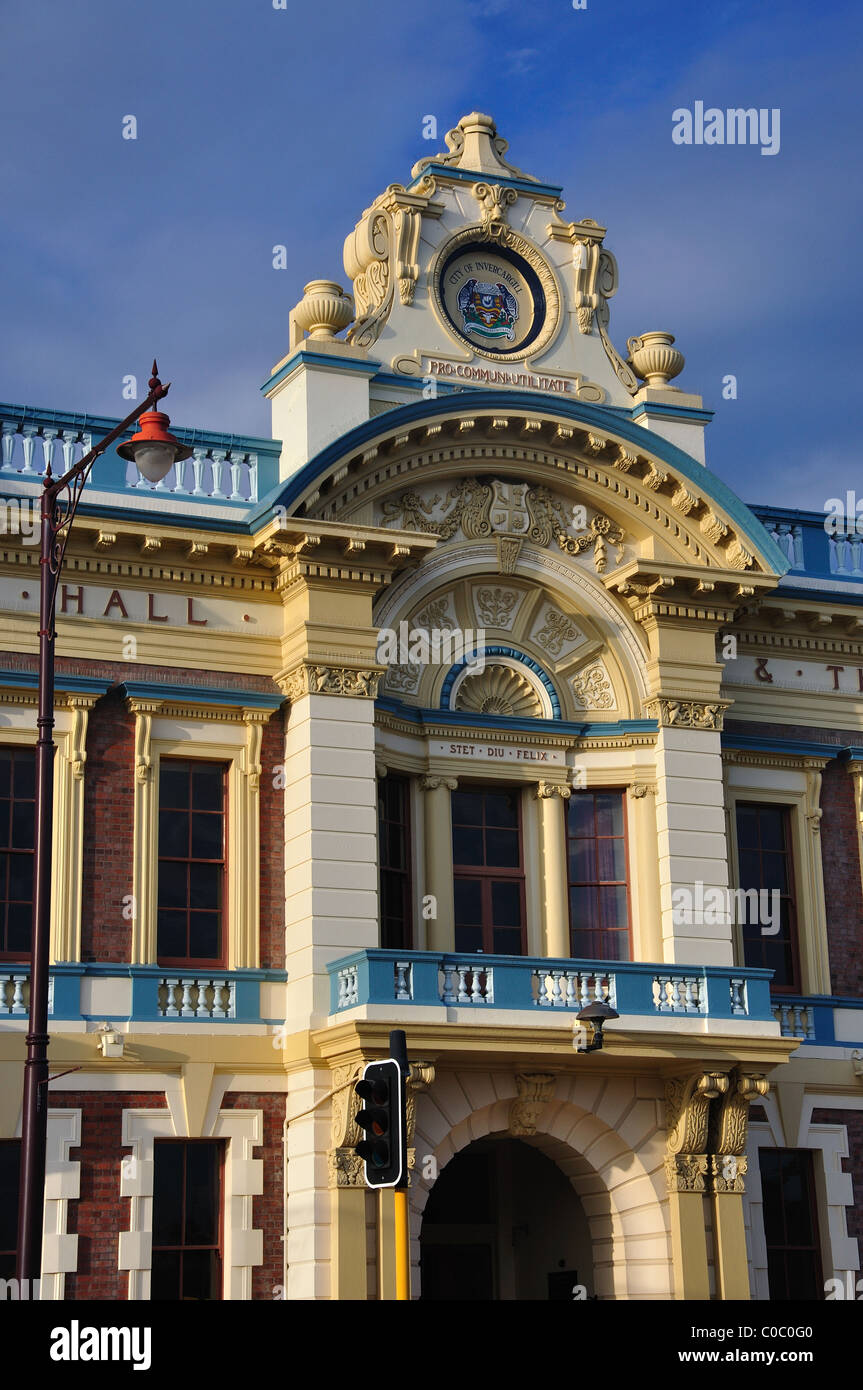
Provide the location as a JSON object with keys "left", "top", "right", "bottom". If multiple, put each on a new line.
{"left": 0, "top": 0, "right": 860, "bottom": 508}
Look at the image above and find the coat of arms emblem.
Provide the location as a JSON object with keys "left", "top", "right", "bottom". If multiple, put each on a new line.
{"left": 456, "top": 279, "right": 518, "bottom": 341}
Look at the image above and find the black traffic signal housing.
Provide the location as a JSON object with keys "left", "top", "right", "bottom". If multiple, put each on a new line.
{"left": 354, "top": 1049, "right": 407, "bottom": 1189}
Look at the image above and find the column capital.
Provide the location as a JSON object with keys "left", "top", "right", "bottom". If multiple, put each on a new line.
{"left": 420, "top": 774, "right": 458, "bottom": 792}
{"left": 278, "top": 661, "right": 383, "bottom": 701}
{"left": 534, "top": 780, "right": 571, "bottom": 800}
{"left": 644, "top": 697, "right": 731, "bottom": 731}
{"left": 665, "top": 1152, "right": 709, "bottom": 1193}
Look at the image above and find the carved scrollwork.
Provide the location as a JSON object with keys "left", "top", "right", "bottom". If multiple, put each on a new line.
{"left": 666, "top": 1072, "right": 729, "bottom": 1155}
{"left": 280, "top": 664, "right": 383, "bottom": 700}
{"left": 707, "top": 1071, "right": 769, "bottom": 1196}
{"left": 665, "top": 1153, "right": 710, "bottom": 1193}
{"left": 645, "top": 698, "right": 729, "bottom": 732}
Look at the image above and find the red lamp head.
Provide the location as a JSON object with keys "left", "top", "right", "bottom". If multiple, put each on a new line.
{"left": 117, "top": 362, "right": 193, "bottom": 483}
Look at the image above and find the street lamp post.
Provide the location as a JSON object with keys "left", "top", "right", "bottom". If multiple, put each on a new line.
{"left": 15, "top": 363, "right": 191, "bottom": 1285}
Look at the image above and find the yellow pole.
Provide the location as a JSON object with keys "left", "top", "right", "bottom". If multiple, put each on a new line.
{"left": 393, "top": 1187, "right": 410, "bottom": 1300}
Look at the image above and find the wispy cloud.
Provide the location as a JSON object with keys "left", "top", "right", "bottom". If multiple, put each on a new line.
{"left": 505, "top": 47, "right": 540, "bottom": 75}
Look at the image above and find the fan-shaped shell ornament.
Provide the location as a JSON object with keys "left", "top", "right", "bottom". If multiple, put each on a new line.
{"left": 455, "top": 664, "right": 543, "bottom": 718}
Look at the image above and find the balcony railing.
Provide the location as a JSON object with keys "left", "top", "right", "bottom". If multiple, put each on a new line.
{"left": 328, "top": 950, "right": 773, "bottom": 1023}
{"left": 0, "top": 963, "right": 286, "bottom": 1024}
{"left": 0, "top": 403, "right": 281, "bottom": 507}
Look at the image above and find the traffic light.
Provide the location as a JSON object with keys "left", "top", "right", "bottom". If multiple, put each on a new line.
{"left": 354, "top": 1032, "right": 408, "bottom": 1188}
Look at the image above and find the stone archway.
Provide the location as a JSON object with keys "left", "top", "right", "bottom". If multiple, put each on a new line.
{"left": 410, "top": 1073, "right": 672, "bottom": 1300}
{"left": 419, "top": 1134, "right": 594, "bottom": 1300}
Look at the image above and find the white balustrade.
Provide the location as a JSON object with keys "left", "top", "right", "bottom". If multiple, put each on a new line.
{"left": 729, "top": 977, "right": 748, "bottom": 1015}
{"left": 0, "top": 419, "right": 259, "bottom": 503}
{"left": 652, "top": 973, "right": 706, "bottom": 1013}
{"left": 337, "top": 965, "right": 358, "bottom": 1009}
{"left": 440, "top": 963, "right": 493, "bottom": 1005}
{"left": 773, "top": 1002, "right": 816, "bottom": 1039}
{"left": 0, "top": 423, "right": 90, "bottom": 477}
{"left": 766, "top": 522, "right": 804, "bottom": 570}
{"left": 532, "top": 967, "right": 616, "bottom": 1010}
{"left": 1, "top": 974, "right": 54, "bottom": 1016}
{"left": 829, "top": 534, "right": 863, "bottom": 576}
{"left": 158, "top": 976, "right": 235, "bottom": 1019}
{"left": 394, "top": 961, "right": 413, "bottom": 1001}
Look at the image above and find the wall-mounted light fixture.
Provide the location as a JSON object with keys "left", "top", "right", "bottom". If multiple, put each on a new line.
{"left": 575, "top": 1000, "right": 620, "bottom": 1053}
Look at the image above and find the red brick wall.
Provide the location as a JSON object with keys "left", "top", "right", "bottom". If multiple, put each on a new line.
{"left": 819, "top": 762, "right": 863, "bottom": 997}
{"left": 80, "top": 689, "right": 135, "bottom": 961}
{"left": 69, "top": 664, "right": 285, "bottom": 967}
{"left": 259, "top": 710, "right": 285, "bottom": 970}
{"left": 50, "top": 1090, "right": 284, "bottom": 1301}
{"left": 50, "top": 1091, "right": 167, "bottom": 1301}
{"left": 811, "top": 1108, "right": 863, "bottom": 1269}
{"left": 221, "top": 1092, "right": 285, "bottom": 1300}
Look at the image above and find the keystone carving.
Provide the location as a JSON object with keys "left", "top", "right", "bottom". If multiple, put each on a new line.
{"left": 510, "top": 1072, "right": 556, "bottom": 1136}
{"left": 473, "top": 181, "right": 518, "bottom": 227}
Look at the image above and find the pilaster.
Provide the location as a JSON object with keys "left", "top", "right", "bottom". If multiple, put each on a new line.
{"left": 128, "top": 698, "right": 160, "bottom": 964}
{"left": 51, "top": 694, "right": 97, "bottom": 962}
{"left": 534, "top": 781, "right": 570, "bottom": 958}
{"left": 419, "top": 776, "right": 457, "bottom": 952}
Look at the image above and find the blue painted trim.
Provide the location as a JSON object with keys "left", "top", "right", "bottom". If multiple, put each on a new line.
{"left": 375, "top": 696, "right": 587, "bottom": 736}
{"left": 375, "top": 696, "right": 656, "bottom": 739}
{"left": 118, "top": 681, "right": 283, "bottom": 710}
{"left": 439, "top": 645, "right": 561, "bottom": 718}
{"left": 46, "top": 963, "right": 288, "bottom": 981}
{"left": 721, "top": 734, "right": 845, "bottom": 759}
{"left": 268, "top": 390, "right": 789, "bottom": 573}
{"left": 630, "top": 402, "right": 714, "bottom": 424}
{"left": 61, "top": 499, "right": 258, "bottom": 534}
{"left": 260, "top": 349, "right": 381, "bottom": 396}
{"left": 775, "top": 583, "right": 863, "bottom": 601}
{"left": 0, "top": 671, "right": 113, "bottom": 696}
{"left": 406, "top": 163, "right": 564, "bottom": 199}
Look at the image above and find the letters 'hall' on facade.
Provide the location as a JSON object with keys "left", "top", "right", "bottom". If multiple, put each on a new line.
{"left": 1, "top": 113, "right": 861, "bottom": 1301}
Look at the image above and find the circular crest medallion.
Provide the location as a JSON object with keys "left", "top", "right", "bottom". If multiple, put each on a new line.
{"left": 432, "top": 229, "right": 560, "bottom": 362}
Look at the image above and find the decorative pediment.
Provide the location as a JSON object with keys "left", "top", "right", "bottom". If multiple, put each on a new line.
{"left": 379, "top": 477, "right": 625, "bottom": 576}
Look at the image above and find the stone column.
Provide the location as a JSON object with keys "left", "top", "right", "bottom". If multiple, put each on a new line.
{"left": 802, "top": 759, "right": 831, "bottom": 993}
{"left": 329, "top": 1060, "right": 370, "bottom": 1301}
{"left": 665, "top": 1071, "right": 729, "bottom": 1300}
{"left": 708, "top": 1072, "right": 769, "bottom": 1301}
{"left": 534, "top": 782, "right": 571, "bottom": 958}
{"left": 420, "top": 776, "right": 457, "bottom": 952}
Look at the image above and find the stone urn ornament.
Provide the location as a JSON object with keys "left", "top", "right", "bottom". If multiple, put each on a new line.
{"left": 626, "top": 331, "right": 685, "bottom": 388}
{"left": 293, "top": 280, "right": 355, "bottom": 340}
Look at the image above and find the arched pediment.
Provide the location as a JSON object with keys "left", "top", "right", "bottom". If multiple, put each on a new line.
{"left": 265, "top": 391, "right": 789, "bottom": 583}
{"left": 374, "top": 564, "right": 644, "bottom": 722}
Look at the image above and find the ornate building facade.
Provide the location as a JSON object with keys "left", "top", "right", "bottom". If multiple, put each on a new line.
{"left": 0, "top": 113, "right": 861, "bottom": 1301}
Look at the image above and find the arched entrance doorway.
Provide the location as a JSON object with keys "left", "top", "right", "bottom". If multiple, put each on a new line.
{"left": 419, "top": 1135, "right": 593, "bottom": 1300}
